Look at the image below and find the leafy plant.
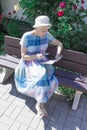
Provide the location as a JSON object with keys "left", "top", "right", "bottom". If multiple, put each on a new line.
{"left": 0, "top": 4, "right": 2, "bottom": 15}
{"left": 59, "top": 85, "right": 75, "bottom": 101}
{"left": 19, "top": 0, "right": 87, "bottom": 53}
{"left": 0, "top": 32, "right": 4, "bottom": 54}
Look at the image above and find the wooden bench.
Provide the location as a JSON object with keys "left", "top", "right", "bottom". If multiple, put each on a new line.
{"left": 0, "top": 35, "right": 87, "bottom": 110}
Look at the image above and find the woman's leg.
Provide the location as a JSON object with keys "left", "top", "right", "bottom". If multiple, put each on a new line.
{"left": 35, "top": 102, "right": 48, "bottom": 118}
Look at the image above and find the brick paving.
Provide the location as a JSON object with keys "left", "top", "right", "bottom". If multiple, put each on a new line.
{"left": 0, "top": 75, "right": 87, "bottom": 130}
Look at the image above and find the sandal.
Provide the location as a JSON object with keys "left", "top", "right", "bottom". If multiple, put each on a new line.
{"left": 35, "top": 104, "right": 48, "bottom": 118}
{"left": 41, "top": 107, "right": 48, "bottom": 117}
{"left": 35, "top": 104, "right": 44, "bottom": 118}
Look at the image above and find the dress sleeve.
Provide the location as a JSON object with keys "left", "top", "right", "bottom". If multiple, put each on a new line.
{"left": 19, "top": 33, "right": 28, "bottom": 48}
{"left": 47, "top": 32, "right": 55, "bottom": 43}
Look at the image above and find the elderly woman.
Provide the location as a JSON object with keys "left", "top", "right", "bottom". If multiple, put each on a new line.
{"left": 14, "top": 15, "right": 63, "bottom": 118}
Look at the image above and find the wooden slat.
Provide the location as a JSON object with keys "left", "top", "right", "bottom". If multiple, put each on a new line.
{"left": 4, "top": 35, "right": 20, "bottom": 47}
{"left": 47, "top": 46, "right": 87, "bottom": 65}
{"left": 55, "top": 69, "right": 87, "bottom": 84}
{"left": 0, "top": 58, "right": 18, "bottom": 69}
{"left": 47, "top": 46, "right": 87, "bottom": 74}
{"left": 58, "top": 76, "right": 87, "bottom": 93}
{"left": 62, "top": 49, "right": 87, "bottom": 65}
{"left": 54, "top": 59, "right": 87, "bottom": 74}
{"left": 46, "top": 45, "right": 57, "bottom": 58}
{"left": 4, "top": 45, "right": 21, "bottom": 57}
{"left": 0, "top": 54, "right": 20, "bottom": 63}
{"left": 59, "top": 78, "right": 86, "bottom": 92}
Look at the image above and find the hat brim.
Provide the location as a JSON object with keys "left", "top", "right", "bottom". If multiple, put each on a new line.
{"left": 33, "top": 23, "right": 52, "bottom": 28}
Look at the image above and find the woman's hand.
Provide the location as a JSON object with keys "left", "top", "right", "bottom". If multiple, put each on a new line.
{"left": 36, "top": 54, "right": 44, "bottom": 60}
{"left": 55, "top": 53, "right": 60, "bottom": 59}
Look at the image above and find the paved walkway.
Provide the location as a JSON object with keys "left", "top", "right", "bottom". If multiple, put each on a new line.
{"left": 0, "top": 75, "right": 87, "bottom": 130}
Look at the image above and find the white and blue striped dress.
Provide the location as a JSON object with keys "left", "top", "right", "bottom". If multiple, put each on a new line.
{"left": 14, "top": 31, "right": 58, "bottom": 103}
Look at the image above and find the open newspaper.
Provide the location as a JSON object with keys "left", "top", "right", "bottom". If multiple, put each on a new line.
{"left": 41, "top": 55, "right": 63, "bottom": 64}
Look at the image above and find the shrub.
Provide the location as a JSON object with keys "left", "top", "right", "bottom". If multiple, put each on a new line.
{"left": 19, "top": 0, "right": 87, "bottom": 52}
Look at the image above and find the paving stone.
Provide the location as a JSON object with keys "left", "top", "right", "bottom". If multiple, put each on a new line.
{"left": 64, "top": 120, "right": 81, "bottom": 130}
{"left": 4, "top": 103, "right": 16, "bottom": 116}
{"left": 48, "top": 97, "right": 58, "bottom": 109}
{"left": 27, "top": 127, "right": 34, "bottom": 130}
{"left": 0, "top": 76, "right": 87, "bottom": 130}
{"left": 0, "top": 105, "right": 6, "bottom": 116}
{"left": 0, "top": 122, "right": 9, "bottom": 130}
{"left": 7, "top": 95, "right": 16, "bottom": 103}
{"left": 50, "top": 109, "right": 61, "bottom": 122}
{"left": 0, "top": 92, "right": 3, "bottom": 98}
{"left": 0, "top": 98, "right": 10, "bottom": 107}
{"left": 62, "top": 127, "right": 72, "bottom": 130}
{"left": 82, "top": 110, "right": 87, "bottom": 121}
{"left": 29, "top": 116, "right": 40, "bottom": 129}
{"left": 57, "top": 111, "right": 68, "bottom": 125}
{"left": 36, "top": 119, "right": 46, "bottom": 130}
{"left": 12, "top": 98, "right": 25, "bottom": 108}
{"left": 1, "top": 90, "right": 11, "bottom": 100}
{"left": 10, "top": 106, "right": 22, "bottom": 119}
{"left": 17, "top": 115, "right": 32, "bottom": 126}
{"left": 0, "top": 115, "right": 14, "bottom": 126}
{"left": 84, "top": 100, "right": 87, "bottom": 109}
{"left": 47, "top": 120, "right": 63, "bottom": 130}
{"left": 18, "top": 124, "right": 28, "bottom": 130}
{"left": 21, "top": 109, "right": 35, "bottom": 119}
{"left": 0, "top": 86, "right": 7, "bottom": 93}
{"left": 9, "top": 121, "right": 21, "bottom": 130}
{"left": 25, "top": 98, "right": 36, "bottom": 110}
{"left": 79, "top": 96, "right": 86, "bottom": 108}
{"left": 65, "top": 116, "right": 81, "bottom": 125}
{"left": 83, "top": 108, "right": 87, "bottom": 115}
{"left": 75, "top": 107, "right": 84, "bottom": 118}
{"left": 81, "top": 120, "right": 87, "bottom": 130}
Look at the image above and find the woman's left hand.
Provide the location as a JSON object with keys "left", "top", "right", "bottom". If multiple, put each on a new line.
{"left": 55, "top": 54, "right": 60, "bottom": 59}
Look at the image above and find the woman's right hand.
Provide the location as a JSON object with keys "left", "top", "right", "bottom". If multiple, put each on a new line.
{"left": 36, "top": 54, "right": 44, "bottom": 60}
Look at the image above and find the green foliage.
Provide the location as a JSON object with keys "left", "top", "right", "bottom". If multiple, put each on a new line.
{"left": 19, "top": 0, "right": 87, "bottom": 53}
{"left": 0, "top": 4, "right": 2, "bottom": 14}
{"left": 59, "top": 85, "right": 75, "bottom": 101}
{"left": 2, "top": 18, "right": 22, "bottom": 38}
{"left": 0, "top": 32, "right": 4, "bottom": 54}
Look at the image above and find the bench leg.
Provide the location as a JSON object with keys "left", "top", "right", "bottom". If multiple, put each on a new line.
{"left": 0, "top": 67, "right": 14, "bottom": 83}
{"left": 72, "top": 90, "right": 83, "bottom": 110}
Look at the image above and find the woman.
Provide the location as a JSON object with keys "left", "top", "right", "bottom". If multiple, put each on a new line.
{"left": 14, "top": 15, "right": 63, "bottom": 118}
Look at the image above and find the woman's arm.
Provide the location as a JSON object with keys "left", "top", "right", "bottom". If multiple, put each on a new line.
{"left": 21, "top": 46, "right": 44, "bottom": 61}
{"left": 50, "top": 39, "right": 63, "bottom": 58}
{"left": 51, "top": 39, "right": 63, "bottom": 54}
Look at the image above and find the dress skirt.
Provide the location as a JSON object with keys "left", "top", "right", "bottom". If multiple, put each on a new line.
{"left": 14, "top": 59, "right": 58, "bottom": 103}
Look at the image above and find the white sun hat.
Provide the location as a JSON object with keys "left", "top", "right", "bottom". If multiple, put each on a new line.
{"left": 33, "top": 15, "right": 52, "bottom": 28}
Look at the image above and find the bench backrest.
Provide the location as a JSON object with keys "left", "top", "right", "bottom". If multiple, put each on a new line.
{"left": 4, "top": 35, "right": 87, "bottom": 75}
{"left": 4, "top": 35, "right": 21, "bottom": 58}
{"left": 47, "top": 46, "right": 87, "bottom": 75}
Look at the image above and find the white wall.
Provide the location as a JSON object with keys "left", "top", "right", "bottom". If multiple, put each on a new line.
{"left": 0, "top": 0, "right": 24, "bottom": 19}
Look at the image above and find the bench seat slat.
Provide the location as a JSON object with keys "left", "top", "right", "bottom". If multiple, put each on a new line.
{"left": 55, "top": 69, "right": 87, "bottom": 84}
{"left": 58, "top": 76, "right": 87, "bottom": 92}
{"left": 0, "top": 54, "right": 20, "bottom": 64}
{"left": 0, "top": 58, "right": 18, "bottom": 69}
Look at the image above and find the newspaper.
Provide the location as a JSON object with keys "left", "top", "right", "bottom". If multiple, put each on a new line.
{"left": 41, "top": 55, "right": 63, "bottom": 64}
